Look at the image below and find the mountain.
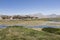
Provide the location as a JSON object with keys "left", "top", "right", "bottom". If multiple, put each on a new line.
{"left": 29, "top": 13, "right": 60, "bottom": 18}
{"left": 47, "top": 14, "right": 57, "bottom": 18}
{"left": 29, "top": 13, "right": 47, "bottom": 18}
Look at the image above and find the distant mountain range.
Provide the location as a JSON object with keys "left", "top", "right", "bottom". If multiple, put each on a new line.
{"left": 0, "top": 13, "right": 60, "bottom": 19}
{"left": 29, "top": 13, "right": 60, "bottom": 18}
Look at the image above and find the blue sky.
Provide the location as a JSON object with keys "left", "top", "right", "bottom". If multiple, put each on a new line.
{"left": 0, "top": 0, "right": 60, "bottom": 15}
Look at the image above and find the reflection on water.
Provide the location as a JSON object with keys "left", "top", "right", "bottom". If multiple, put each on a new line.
{"left": 0, "top": 25, "right": 8, "bottom": 28}
{"left": 0, "top": 24, "right": 60, "bottom": 28}
{"left": 26, "top": 25, "right": 60, "bottom": 28}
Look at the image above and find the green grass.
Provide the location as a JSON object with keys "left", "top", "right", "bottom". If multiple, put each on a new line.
{"left": 0, "top": 20, "right": 46, "bottom": 26}
{"left": 0, "top": 26, "right": 60, "bottom": 40}
{"left": 42, "top": 27, "right": 60, "bottom": 35}
{"left": 39, "top": 18, "right": 60, "bottom": 21}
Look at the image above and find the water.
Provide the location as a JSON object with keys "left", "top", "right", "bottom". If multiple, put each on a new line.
{"left": 0, "top": 25, "right": 8, "bottom": 28}
{"left": 26, "top": 25, "right": 60, "bottom": 28}
{"left": 0, "top": 24, "right": 60, "bottom": 28}
{"left": 0, "top": 21, "right": 60, "bottom": 28}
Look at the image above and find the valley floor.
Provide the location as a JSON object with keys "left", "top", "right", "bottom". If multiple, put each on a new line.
{"left": 0, "top": 26, "right": 60, "bottom": 40}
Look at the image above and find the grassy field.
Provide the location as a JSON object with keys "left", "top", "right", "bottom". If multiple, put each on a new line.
{"left": 32, "top": 28, "right": 42, "bottom": 31}
{"left": 0, "top": 26, "right": 60, "bottom": 40}
{"left": 47, "top": 23, "right": 60, "bottom": 26}
{"left": 0, "top": 20, "right": 47, "bottom": 26}
{"left": 0, "top": 19, "right": 60, "bottom": 27}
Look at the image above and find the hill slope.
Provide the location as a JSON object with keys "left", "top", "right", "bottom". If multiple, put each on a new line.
{"left": 0, "top": 26, "right": 60, "bottom": 40}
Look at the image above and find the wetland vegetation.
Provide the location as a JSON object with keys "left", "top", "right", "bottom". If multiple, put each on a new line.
{"left": 0, "top": 26, "right": 60, "bottom": 40}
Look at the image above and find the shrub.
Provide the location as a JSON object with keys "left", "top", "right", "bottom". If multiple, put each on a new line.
{"left": 42, "top": 27, "right": 60, "bottom": 35}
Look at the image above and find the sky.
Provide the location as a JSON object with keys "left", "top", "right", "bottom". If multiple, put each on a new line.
{"left": 0, "top": 0, "right": 60, "bottom": 15}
